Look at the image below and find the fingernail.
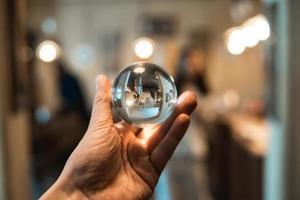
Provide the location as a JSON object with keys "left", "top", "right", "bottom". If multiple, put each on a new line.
{"left": 95, "top": 74, "right": 105, "bottom": 90}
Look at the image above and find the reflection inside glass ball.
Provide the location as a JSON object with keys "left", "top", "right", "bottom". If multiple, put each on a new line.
{"left": 112, "top": 62, "right": 177, "bottom": 127}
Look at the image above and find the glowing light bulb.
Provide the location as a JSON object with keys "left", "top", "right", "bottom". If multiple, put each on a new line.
{"left": 112, "top": 62, "right": 177, "bottom": 127}
{"left": 227, "top": 28, "right": 245, "bottom": 55}
{"left": 241, "top": 25, "right": 259, "bottom": 47}
{"left": 134, "top": 38, "right": 154, "bottom": 59}
{"left": 253, "top": 14, "right": 270, "bottom": 41}
{"left": 37, "top": 40, "right": 60, "bottom": 62}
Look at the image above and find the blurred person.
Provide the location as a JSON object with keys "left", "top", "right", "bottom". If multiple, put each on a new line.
{"left": 40, "top": 75, "right": 197, "bottom": 200}
{"left": 32, "top": 57, "right": 90, "bottom": 197}
{"left": 56, "top": 59, "right": 90, "bottom": 122}
{"left": 161, "top": 46, "right": 212, "bottom": 200}
{"left": 176, "top": 46, "right": 210, "bottom": 96}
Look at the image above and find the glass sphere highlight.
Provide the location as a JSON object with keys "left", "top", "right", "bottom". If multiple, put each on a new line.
{"left": 112, "top": 62, "right": 177, "bottom": 127}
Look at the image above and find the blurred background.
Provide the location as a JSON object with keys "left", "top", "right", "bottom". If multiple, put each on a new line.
{"left": 0, "top": 0, "right": 299, "bottom": 199}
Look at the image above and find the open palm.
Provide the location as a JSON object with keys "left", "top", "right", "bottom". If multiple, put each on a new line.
{"left": 42, "top": 75, "right": 197, "bottom": 200}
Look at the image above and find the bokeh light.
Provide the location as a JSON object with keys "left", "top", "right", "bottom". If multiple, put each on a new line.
{"left": 134, "top": 37, "right": 154, "bottom": 59}
{"left": 241, "top": 25, "right": 259, "bottom": 48}
{"left": 225, "top": 14, "right": 270, "bottom": 55}
{"left": 36, "top": 40, "right": 60, "bottom": 62}
{"left": 227, "top": 28, "right": 245, "bottom": 55}
{"left": 70, "top": 44, "right": 95, "bottom": 70}
{"left": 35, "top": 106, "right": 51, "bottom": 124}
{"left": 253, "top": 14, "right": 271, "bottom": 41}
{"left": 41, "top": 17, "right": 57, "bottom": 35}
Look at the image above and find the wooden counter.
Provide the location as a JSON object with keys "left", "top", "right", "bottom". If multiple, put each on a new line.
{"left": 203, "top": 112, "right": 270, "bottom": 200}
{"left": 226, "top": 113, "right": 270, "bottom": 157}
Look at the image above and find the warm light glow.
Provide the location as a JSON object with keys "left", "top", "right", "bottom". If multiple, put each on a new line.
{"left": 253, "top": 14, "right": 270, "bottom": 41}
{"left": 241, "top": 25, "right": 259, "bottom": 47}
{"left": 37, "top": 40, "right": 60, "bottom": 62}
{"left": 227, "top": 28, "right": 245, "bottom": 55}
{"left": 225, "top": 14, "right": 271, "bottom": 55}
{"left": 133, "top": 66, "right": 146, "bottom": 74}
{"left": 126, "top": 95, "right": 135, "bottom": 107}
{"left": 134, "top": 38, "right": 154, "bottom": 59}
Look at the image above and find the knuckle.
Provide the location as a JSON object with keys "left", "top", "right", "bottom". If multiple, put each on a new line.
{"left": 95, "top": 93, "right": 110, "bottom": 104}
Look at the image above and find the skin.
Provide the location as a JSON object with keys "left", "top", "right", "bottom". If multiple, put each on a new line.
{"left": 40, "top": 75, "right": 197, "bottom": 200}
{"left": 186, "top": 49, "right": 206, "bottom": 80}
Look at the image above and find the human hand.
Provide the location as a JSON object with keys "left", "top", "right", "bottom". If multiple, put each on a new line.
{"left": 40, "top": 75, "right": 197, "bottom": 200}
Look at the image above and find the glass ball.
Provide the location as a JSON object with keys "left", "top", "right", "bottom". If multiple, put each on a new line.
{"left": 112, "top": 62, "right": 177, "bottom": 127}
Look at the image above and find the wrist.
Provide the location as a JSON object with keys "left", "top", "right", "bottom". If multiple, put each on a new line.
{"left": 40, "top": 175, "right": 89, "bottom": 200}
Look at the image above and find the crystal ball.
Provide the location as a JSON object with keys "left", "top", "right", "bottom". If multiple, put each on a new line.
{"left": 112, "top": 62, "right": 177, "bottom": 127}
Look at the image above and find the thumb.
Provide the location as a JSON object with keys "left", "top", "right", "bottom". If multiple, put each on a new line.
{"left": 89, "top": 75, "right": 113, "bottom": 128}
